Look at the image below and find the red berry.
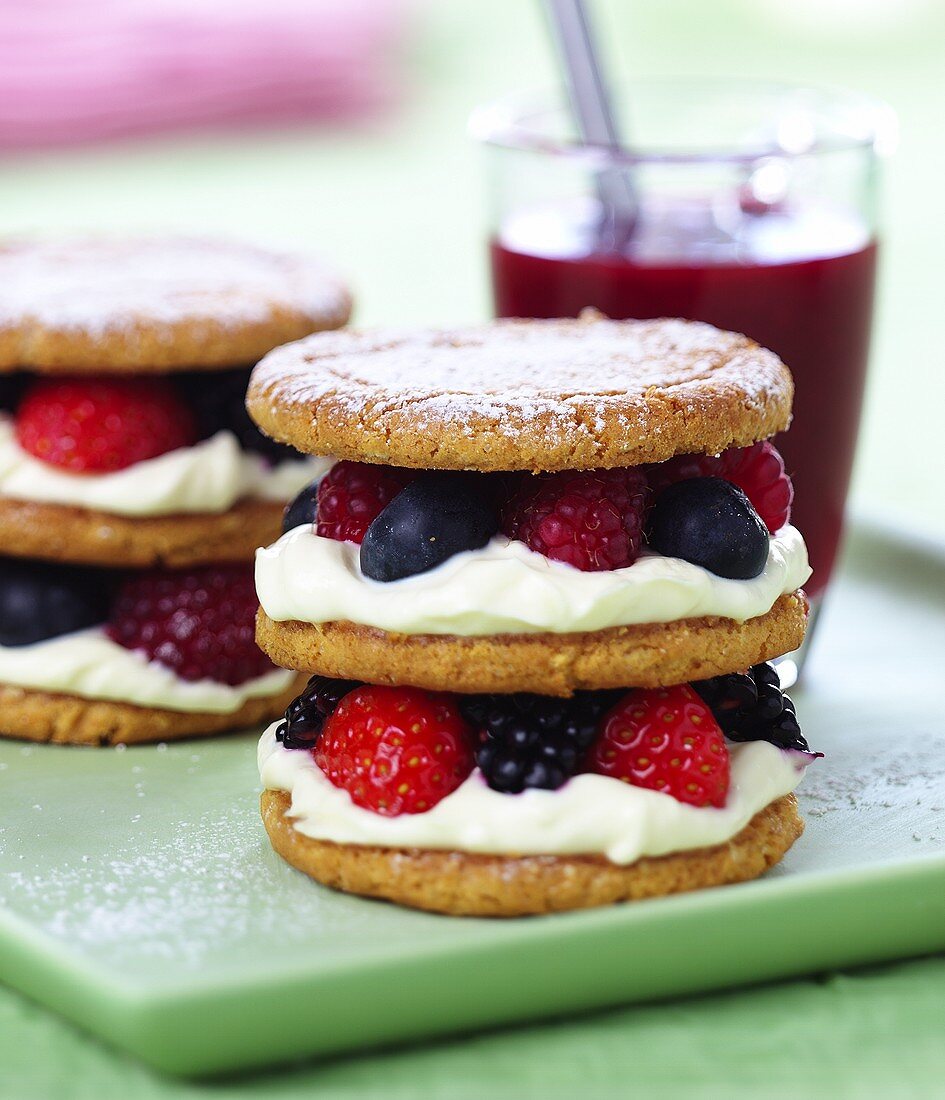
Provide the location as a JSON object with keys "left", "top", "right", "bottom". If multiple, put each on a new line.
{"left": 106, "top": 565, "right": 272, "bottom": 686}
{"left": 316, "top": 686, "right": 475, "bottom": 816}
{"left": 723, "top": 441, "right": 794, "bottom": 534}
{"left": 647, "top": 441, "right": 793, "bottom": 534}
{"left": 588, "top": 685, "right": 730, "bottom": 808}
{"left": 500, "top": 468, "right": 648, "bottom": 571}
{"left": 316, "top": 461, "right": 416, "bottom": 544}
{"left": 16, "top": 377, "right": 197, "bottom": 473}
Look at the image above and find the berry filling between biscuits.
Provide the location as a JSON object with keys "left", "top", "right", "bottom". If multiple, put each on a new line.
{"left": 0, "top": 373, "right": 326, "bottom": 517}
{"left": 286, "top": 439, "right": 793, "bottom": 581}
{"left": 258, "top": 440, "right": 809, "bottom": 640}
{"left": 0, "top": 558, "right": 293, "bottom": 713}
{"left": 260, "top": 668, "right": 818, "bottom": 861}
{"left": 272, "top": 667, "right": 817, "bottom": 805}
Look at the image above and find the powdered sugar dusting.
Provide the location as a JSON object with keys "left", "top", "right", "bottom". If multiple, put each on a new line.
{"left": 260, "top": 317, "right": 784, "bottom": 407}
{"left": 0, "top": 236, "right": 349, "bottom": 336}
{"left": 250, "top": 317, "right": 792, "bottom": 468}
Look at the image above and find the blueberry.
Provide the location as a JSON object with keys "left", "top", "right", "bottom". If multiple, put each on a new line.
{"left": 647, "top": 478, "right": 769, "bottom": 579}
{"left": 282, "top": 480, "right": 320, "bottom": 534}
{"left": 0, "top": 559, "right": 113, "bottom": 646}
{"left": 360, "top": 473, "right": 499, "bottom": 582}
{"left": 0, "top": 373, "right": 24, "bottom": 413}
{"left": 177, "top": 368, "right": 296, "bottom": 461}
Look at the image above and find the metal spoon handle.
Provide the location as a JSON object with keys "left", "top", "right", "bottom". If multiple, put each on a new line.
{"left": 541, "top": 0, "right": 637, "bottom": 245}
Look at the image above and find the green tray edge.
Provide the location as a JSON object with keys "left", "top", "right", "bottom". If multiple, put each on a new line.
{"left": 3, "top": 852, "right": 944, "bottom": 1076}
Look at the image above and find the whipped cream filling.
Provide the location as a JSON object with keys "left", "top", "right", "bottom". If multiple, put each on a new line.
{"left": 256, "top": 525, "right": 811, "bottom": 636}
{"left": 0, "top": 416, "right": 329, "bottom": 516}
{"left": 259, "top": 726, "right": 809, "bottom": 863}
{"left": 0, "top": 628, "right": 295, "bottom": 714}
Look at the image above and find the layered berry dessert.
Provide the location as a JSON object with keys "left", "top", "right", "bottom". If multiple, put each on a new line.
{"left": 250, "top": 315, "right": 818, "bottom": 915}
{"left": 0, "top": 236, "right": 350, "bottom": 744}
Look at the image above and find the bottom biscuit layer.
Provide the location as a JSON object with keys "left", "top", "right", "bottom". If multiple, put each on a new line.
{"left": 260, "top": 789, "right": 803, "bottom": 917}
{"left": 0, "top": 676, "right": 303, "bottom": 746}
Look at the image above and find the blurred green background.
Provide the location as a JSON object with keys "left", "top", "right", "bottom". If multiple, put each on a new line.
{"left": 2, "top": 1, "right": 944, "bottom": 1096}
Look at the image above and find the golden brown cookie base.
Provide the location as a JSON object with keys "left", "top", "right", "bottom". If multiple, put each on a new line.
{"left": 256, "top": 592, "right": 808, "bottom": 696}
{"left": 247, "top": 317, "right": 793, "bottom": 471}
{"left": 0, "top": 312, "right": 350, "bottom": 374}
{"left": 0, "top": 497, "right": 285, "bottom": 568}
{"left": 261, "top": 790, "right": 803, "bottom": 916}
{"left": 0, "top": 675, "right": 303, "bottom": 746}
{"left": 0, "top": 236, "right": 352, "bottom": 372}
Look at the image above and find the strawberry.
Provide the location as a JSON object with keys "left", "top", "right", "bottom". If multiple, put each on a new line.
{"left": 316, "top": 686, "right": 475, "bottom": 815}
{"left": 588, "top": 685, "right": 730, "bottom": 808}
{"left": 16, "top": 376, "right": 197, "bottom": 473}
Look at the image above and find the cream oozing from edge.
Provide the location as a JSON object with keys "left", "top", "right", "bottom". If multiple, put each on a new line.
{"left": 0, "top": 628, "right": 295, "bottom": 714}
{"left": 256, "top": 525, "right": 811, "bottom": 636}
{"left": 0, "top": 416, "right": 330, "bottom": 517}
{"left": 258, "top": 726, "right": 809, "bottom": 864}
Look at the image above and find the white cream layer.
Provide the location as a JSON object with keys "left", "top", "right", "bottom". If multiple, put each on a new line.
{"left": 0, "top": 416, "right": 329, "bottom": 517}
{"left": 0, "top": 628, "right": 295, "bottom": 714}
{"left": 256, "top": 525, "right": 810, "bottom": 636}
{"left": 259, "top": 726, "right": 808, "bottom": 863}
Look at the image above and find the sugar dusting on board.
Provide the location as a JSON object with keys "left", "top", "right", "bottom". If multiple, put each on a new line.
{"left": 0, "top": 236, "right": 349, "bottom": 335}
{"left": 0, "top": 741, "right": 374, "bottom": 971}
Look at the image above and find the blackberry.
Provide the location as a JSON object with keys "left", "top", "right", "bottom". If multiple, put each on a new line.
{"left": 693, "top": 663, "right": 810, "bottom": 752}
{"left": 460, "top": 690, "right": 623, "bottom": 793}
{"left": 276, "top": 675, "right": 361, "bottom": 750}
{"left": 177, "top": 368, "right": 296, "bottom": 462}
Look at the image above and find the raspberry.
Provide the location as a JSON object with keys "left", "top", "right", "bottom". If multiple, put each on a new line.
{"left": 276, "top": 675, "right": 362, "bottom": 750}
{"left": 647, "top": 441, "right": 793, "bottom": 534}
{"left": 106, "top": 565, "right": 272, "bottom": 685}
{"left": 588, "top": 685, "right": 730, "bottom": 808}
{"left": 460, "top": 690, "right": 623, "bottom": 793}
{"left": 16, "top": 377, "right": 197, "bottom": 473}
{"left": 316, "top": 685, "right": 475, "bottom": 815}
{"left": 316, "top": 461, "right": 416, "bottom": 544}
{"left": 501, "top": 468, "right": 648, "bottom": 571}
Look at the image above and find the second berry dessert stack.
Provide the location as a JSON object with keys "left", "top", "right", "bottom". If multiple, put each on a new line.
{"left": 250, "top": 314, "right": 819, "bottom": 916}
{"left": 0, "top": 236, "right": 350, "bottom": 745}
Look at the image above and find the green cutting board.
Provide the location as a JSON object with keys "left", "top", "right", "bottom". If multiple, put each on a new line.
{"left": 1, "top": 521, "right": 943, "bottom": 1076}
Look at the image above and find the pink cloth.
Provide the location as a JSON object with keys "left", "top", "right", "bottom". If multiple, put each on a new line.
{"left": 0, "top": 0, "right": 408, "bottom": 150}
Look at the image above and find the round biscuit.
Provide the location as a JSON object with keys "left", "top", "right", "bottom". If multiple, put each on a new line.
{"left": 261, "top": 789, "right": 804, "bottom": 916}
{"left": 247, "top": 314, "right": 793, "bottom": 471}
{"left": 0, "top": 675, "right": 303, "bottom": 746}
{"left": 255, "top": 591, "right": 808, "bottom": 696}
{"left": 0, "top": 236, "right": 351, "bottom": 372}
{"left": 0, "top": 497, "right": 285, "bottom": 568}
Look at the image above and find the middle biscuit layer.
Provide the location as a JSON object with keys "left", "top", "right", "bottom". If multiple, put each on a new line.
{"left": 256, "top": 520, "right": 811, "bottom": 693}
{"left": 257, "top": 592, "right": 807, "bottom": 695}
